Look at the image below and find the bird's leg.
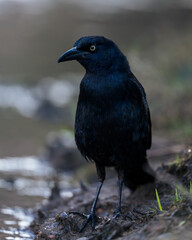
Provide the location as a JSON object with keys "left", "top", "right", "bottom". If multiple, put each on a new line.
{"left": 113, "top": 170, "right": 124, "bottom": 218}
{"left": 113, "top": 180, "right": 123, "bottom": 217}
{"left": 113, "top": 170, "right": 132, "bottom": 220}
{"left": 79, "top": 164, "right": 105, "bottom": 232}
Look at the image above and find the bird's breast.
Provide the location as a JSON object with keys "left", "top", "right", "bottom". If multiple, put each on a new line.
{"left": 74, "top": 73, "right": 141, "bottom": 164}
{"left": 74, "top": 93, "right": 131, "bottom": 164}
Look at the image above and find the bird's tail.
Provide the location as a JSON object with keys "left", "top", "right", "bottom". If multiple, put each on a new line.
{"left": 123, "top": 158, "right": 155, "bottom": 191}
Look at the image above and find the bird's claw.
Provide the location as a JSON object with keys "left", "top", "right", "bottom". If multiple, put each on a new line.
{"left": 113, "top": 210, "right": 132, "bottom": 220}
{"left": 69, "top": 211, "right": 98, "bottom": 232}
{"left": 113, "top": 210, "right": 124, "bottom": 219}
{"left": 79, "top": 211, "right": 98, "bottom": 232}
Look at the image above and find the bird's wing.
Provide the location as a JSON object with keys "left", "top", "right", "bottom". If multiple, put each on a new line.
{"left": 124, "top": 73, "right": 152, "bottom": 150}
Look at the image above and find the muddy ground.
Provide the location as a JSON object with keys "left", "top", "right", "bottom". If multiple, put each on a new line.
{"left": 30, "top": 150, "right": 192, "bottom": 240}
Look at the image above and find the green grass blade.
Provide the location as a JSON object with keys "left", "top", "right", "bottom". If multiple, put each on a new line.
{"left": 175, "top": 154, "right": 180, "bottom": 164}
{"left": 190, "top": 181, "right": 192, "bottom": 194}
{"left": 155, "top": 188, "right": 163, "bottom": 211}
{"left": 175, "top": 188, "right": 179, "bottom": 202}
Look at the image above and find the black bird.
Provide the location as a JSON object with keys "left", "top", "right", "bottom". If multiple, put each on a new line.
{"left": 58, "top": 36, "right": 155, "bottom": 231}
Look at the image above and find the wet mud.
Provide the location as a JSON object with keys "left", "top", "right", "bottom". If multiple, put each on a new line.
{"left": 30, "top": 154, "right": 192, "bottom": 240}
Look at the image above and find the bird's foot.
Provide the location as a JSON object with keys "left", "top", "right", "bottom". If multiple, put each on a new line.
{"left": 69, "top": 211, "right": 98, "bottom": 232}
{"left": 113, "top": 209, "right": 132, "bottom": 221}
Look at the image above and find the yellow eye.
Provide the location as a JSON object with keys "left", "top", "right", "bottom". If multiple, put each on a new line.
{"left": 90, "top": 45, "right": 96, "bottom": 51}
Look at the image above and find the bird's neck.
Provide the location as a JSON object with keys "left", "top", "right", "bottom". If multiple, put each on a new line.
{"left": 79, "top": 71, "right": 129, "bottom": 105}
{"left": 80, "top": 52, "right": 130, "bottom": 75}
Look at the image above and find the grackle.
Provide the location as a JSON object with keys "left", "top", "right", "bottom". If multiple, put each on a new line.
{"left": 58, "top": 36, "right": 155, "bottom": 232}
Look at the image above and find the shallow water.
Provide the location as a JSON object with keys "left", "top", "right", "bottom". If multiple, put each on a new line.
{"left": 0, "top": 206, "right": 34, "bottom": 239}
{"left": 0, "top": 156, "right": 74, "bottom": 239}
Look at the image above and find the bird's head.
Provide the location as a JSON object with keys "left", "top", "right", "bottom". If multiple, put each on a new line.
{"left": 58, "top": 36, "right": 129, "bottom": 73}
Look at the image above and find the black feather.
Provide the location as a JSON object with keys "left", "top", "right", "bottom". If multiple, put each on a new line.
{"left": 58, "top": 36, "right": 155, "bottom": 231}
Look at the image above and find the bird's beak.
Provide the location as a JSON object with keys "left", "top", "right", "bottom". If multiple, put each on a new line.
{"left": 57, "top": 47, "right": 87, "bottom": 63}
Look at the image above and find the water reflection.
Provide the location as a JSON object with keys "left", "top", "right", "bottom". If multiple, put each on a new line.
{"left": 0, "top": 229, "right": 33, "bottom": 240}
{"left": 0, "top": 207, "right": 34, "bottom": 239}
{"left": 0, "top": 155, "right": 73, "bottom": 195}
{"left": 0, "top": 156, "right": 53, "bottom": 176}
{"left": 0, "top": 155, "right": 74, "bottom": 239}
{"left": 1, "top": 207, "right": 33, "bottom": 229}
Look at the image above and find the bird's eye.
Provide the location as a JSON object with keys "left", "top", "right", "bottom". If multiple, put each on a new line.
{"left": 89, "top": 45, "right": 96, "bottom": 52}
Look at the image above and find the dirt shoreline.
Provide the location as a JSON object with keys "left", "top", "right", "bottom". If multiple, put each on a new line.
{"left": 30, "top": 154, "right": 192, "bottom": 240}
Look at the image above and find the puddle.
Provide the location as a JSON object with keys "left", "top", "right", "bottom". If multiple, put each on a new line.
{"left": 0, "top": 156, "right": 74, "bottom": 239}
{"left": 0, "top": 207, "right": 34, "bottom": 239}
{"left": 1, "top": 207, "right": 33, "bottom": 229}
{"left": 0, "top": 156, "right": 53, "bottom": 176}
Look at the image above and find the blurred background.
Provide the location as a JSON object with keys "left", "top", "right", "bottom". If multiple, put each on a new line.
{"left": 0, "top": 0, "right": 191, "bottom": 157}
{"left": 0, "top": 0, "right": 192, "bottom": 238}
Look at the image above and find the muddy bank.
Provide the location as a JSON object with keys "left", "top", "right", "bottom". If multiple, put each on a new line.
{"left": 30, "top": 153, "right": 192, "bottom": 240}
